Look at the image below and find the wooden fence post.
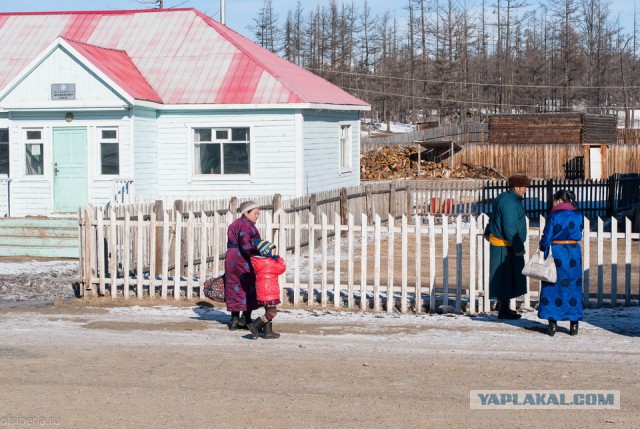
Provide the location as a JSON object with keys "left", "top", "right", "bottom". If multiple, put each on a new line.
{"left": 154, "top": 200, "right": 164, "bottom": 271}
{"left": 308, "top": 193, "right": 316, "bottom": 213}
{"left": 389, "top": 182, "right": 396, "bottom": 218}
{"left": 272, "top": 193, "right": 282, "bottom": 227}
{"left": 228, "top": 197, "right": 237, "bottom": 216}
{"left": 173, "top": 200, "right": 184, "bottom": 275}
{"left": 406, "top": 183, "right": 412, "bottom": 219}
{"left": 340, "top": 188, "right": 348, "bottom": 236}
{"left": 606, "top": 175, "right": 616, "bottom": 218}
{"left": 83, "top": 205, "right": 96, "bottom": 296}
{"left": 365, "top": 185, "right": 374, "bottom": 224}
{"left": 546, "top": 178, "right": 554, "bottom": 215}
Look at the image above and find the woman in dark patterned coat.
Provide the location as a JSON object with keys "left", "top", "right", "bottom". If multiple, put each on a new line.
{"left": 538, "top": 190, "right": 584, "bottom": 337}
{"left": 224, "top": 201, "right": 261, "bottom": 330}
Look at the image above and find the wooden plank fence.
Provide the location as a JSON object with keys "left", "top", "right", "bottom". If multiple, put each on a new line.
{"left": 361, "top": 123, "right": 487, "bottom": 151}
{"left": 79, "top": 208, "right": 640, "bottom": 311}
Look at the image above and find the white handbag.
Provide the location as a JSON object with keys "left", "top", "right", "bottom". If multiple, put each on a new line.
{"left": 522, "top": 248, "right": 557, "bottom": 283}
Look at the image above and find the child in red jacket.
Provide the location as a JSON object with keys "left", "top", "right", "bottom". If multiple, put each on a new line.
{"left": 248, "top": 240, "right": 286, "bottom": 339}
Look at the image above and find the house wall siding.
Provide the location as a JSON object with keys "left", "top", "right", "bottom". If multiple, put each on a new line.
{"left": 6, "top": 110, "right": 131, "bottom": 216}
{"left": 302, "top": 110, "right": 360, "bottom": 194}
{"left": 132, "top": 108, "right": 158, "bottom": 199}
{"left": 154, "top": 110, "right": 297, "bottom": 199}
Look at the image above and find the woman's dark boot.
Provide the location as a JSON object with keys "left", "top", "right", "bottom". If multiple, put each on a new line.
{"left": 237, "top": 311, "right": 252, "bottom": 330}
{"left": 547, "top": 320, "right": 557, "bottom": 337}
{"left": 497, "top": 300, "right": 521, "bottom": 320}
{"left": 570, "top": 321, "right": 579, "bottom": 336}
{"left": 248, "top": 316, "right": 268, "bottom": 339}
{"left": 263, "top": 322, "right": 280, "bottom": 339}
{"left": 228, "top": 312, "right": 240, "bottom": 331}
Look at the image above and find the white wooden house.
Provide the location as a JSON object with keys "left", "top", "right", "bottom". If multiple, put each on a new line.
{"left": 0, "top": 8, "right": 370, "bottom": 217}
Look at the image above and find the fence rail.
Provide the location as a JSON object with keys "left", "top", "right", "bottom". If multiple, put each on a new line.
{"left": 79, "top": 207, "right": 640, "bottom": 312}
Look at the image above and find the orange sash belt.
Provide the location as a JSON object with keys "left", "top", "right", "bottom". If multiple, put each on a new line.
{"left": 553, "top": 240, "right": 579, "bottom": 244}
{"left": 489, "top": 234, "right": 511, "bottom": 247}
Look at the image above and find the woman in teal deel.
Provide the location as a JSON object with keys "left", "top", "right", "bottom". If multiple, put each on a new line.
{"left": 485, "top": 174, "right": 530, "bottom": 319}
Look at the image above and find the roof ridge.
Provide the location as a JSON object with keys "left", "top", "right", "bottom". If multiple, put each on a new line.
{"left": 193, "top": 9, "right": 306, "bottom": 103}
{"left": 61, "top": 37, "right": 127, "bottom": 55}
{"left": 0, "top": 8, "right": 194, "bottom": 17}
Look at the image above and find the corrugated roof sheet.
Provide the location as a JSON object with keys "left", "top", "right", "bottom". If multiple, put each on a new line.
{"left": 0, "top": 8, "right": 369, "bottom": 107}
{"left": 64, "top": 38, "right": 161, "bottom": 103}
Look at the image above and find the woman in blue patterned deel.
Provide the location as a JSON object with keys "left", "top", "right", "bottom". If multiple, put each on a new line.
{"left": 538, "top": 190, "right": 584, "bottom": 337}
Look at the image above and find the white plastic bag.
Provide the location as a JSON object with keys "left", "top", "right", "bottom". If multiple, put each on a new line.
{"left": 522, "top": 249, "right": 557, "bottom": 283}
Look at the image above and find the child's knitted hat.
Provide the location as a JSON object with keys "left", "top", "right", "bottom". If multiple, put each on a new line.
{"left": 253, "top": 239, "right": 276, "bottom": 258}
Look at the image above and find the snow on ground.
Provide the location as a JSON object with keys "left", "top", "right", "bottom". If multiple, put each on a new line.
{"left": 0, "top": 260, "right": 78, "bottom": 303}
{"left": 0, "top": 260, "right": 78, "bottom": 275}
{"left": 360, "top": 120, "right": 415, "bottom": 138}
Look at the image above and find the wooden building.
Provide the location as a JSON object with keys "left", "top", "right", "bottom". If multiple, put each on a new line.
{"left": 0, "top": 8, "right": 370, "bottom": 218}
{"left": 486, "top": 113, "right": 617, "bottom": 179}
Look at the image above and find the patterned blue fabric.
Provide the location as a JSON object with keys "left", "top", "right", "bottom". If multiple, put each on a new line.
{"left": 538, "top": 208, "right": 584, "bottom": 322}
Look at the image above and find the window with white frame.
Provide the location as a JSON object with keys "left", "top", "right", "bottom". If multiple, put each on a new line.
{"left": 99, "top": 128, "right": 119, "bottom": 175}
{"left": 0, "top": 128, "right": 8, "bottom": 175}
{"left": 25, "top": 129, "right": 44, "bottom": 176}
{"left": 339, "top": 124, "right": 352, "bottom": 170}
{"left": 193, "top": 127, "right": 250, "bottom": 175}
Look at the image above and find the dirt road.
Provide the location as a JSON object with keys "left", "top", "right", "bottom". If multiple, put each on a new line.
{"left": 0, "top": 301, "right": 638, "bottom": 429}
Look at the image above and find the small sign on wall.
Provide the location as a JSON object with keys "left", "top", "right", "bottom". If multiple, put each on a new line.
{"left": 51, "top": 83, "right": 76, "bottom": 100}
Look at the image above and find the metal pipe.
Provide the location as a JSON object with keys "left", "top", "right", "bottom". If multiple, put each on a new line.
{"left": 220, "top": 0, "right": 226, "bottom": 24}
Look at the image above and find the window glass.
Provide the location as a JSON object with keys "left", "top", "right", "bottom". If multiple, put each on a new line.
{"left": 99, "top": 128, "right": 119, "bottom": 175}
{"left": 25, "top": 144, "right": 43, "bottom": 175}
{"left": 101, "top": 143, "right": 119, "bottom": 175}
{"left": 194, "top": 129, "right": 212, "bottom": 143}
{"left": 231, "top": 128, "right": 249, "bottom": 141}
{"left": 193, "top": 128, "right": 250, "bottom": 175}
{"left": 0, "top": 129, "right": 8, "bottom": 175}
{"left": 26, "top": 130, "right": 42, "bottom": 140}
{"left": 101, "top": 129, "right": 117, "bottom": 140}
{"left": 195, "top": 143, "right": 221, "bottom": 174}
{"left": 340, "top": 125, "right": 352, "bottom": 169}
{"left": 223, "top": 143, "right": 250, "bottom": 174}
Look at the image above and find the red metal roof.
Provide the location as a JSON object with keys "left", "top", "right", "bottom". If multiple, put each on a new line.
{"left": 0, "top": 9, "right": 369, "bottom": 107}
{"left": 64, "top": 38, "right": 161, "bottom": 103}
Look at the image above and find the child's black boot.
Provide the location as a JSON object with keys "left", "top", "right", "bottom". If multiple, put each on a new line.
{"left": 263, "top": 321, "right": 280, "bottom": 339}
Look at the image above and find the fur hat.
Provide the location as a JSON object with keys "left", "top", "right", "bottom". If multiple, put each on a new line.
{"left": 508, "top": 173, "right": 531, "bottom": 188}
{"left": 253, "top": 239, "right": 276, "bottom": 258}
{"left": 238, "top": 200, "right": 258, "bottom": 215}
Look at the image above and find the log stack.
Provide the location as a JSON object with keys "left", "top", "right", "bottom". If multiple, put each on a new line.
{"left": 360, "top": 145, "right": 502, "bottom": 180}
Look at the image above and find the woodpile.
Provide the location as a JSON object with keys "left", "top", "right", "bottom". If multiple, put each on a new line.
{"left": 360, "top": 146, "right": 502, "bottom": 180}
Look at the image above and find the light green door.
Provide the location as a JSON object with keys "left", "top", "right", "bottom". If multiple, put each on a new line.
{"left": 53, "top": 127, "right": 87, "bottom": 212}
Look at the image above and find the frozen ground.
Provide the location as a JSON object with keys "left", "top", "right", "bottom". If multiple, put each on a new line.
{"left": 1, "top": 259, "right": 639, "bottom": 427}
{"left": 0, "top": 300, "right": 638, "bottom": 428}
{"left": 0, "top": 259, "right": 78, "bottom": 304}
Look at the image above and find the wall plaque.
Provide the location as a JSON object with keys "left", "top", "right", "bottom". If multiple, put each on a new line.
{"left": 51, "top": 83, "right": 76, "bottom": 100}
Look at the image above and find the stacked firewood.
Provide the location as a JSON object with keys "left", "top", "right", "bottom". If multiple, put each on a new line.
{"left": 360, "top": 146, "right": 503, "bottom": 180}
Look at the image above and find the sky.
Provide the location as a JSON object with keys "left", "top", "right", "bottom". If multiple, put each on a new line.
{"left": 0, "top": 0, "right": 635, "bottom": 42}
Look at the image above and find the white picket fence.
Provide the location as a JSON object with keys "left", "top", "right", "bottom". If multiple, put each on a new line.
{"left": 78, "top": 207, "right": 640, "bottom": 312}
